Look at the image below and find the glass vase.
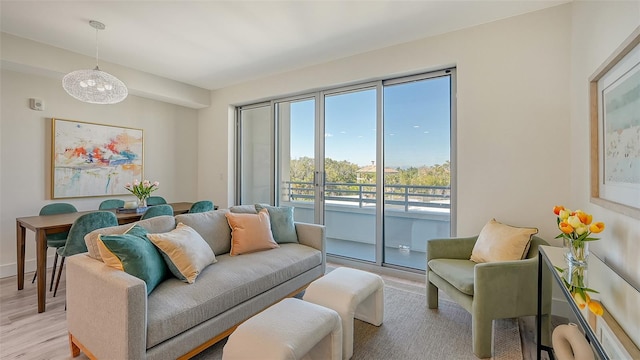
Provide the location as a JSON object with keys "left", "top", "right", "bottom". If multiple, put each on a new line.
{"left": 564, "top": 262, "right": 588, "bottom": 289}
{"left": 564, "top": 238, "right": 589, "bottom": 266}
{"left": 138, "top": 198, "right": 147, "bottom": 208}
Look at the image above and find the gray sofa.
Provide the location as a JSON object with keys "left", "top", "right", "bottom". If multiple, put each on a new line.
{"left": 66, "top": 208, "right": 326, "bottom": 359}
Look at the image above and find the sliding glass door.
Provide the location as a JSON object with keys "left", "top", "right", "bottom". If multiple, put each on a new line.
{"left": 323, "top": 86, "right": 378, "bottom": 262}
{"left": 276, "top": 97, "right": 317, "bottom": 224}
{"left": 383, "top": 74, "right": 453, "bottom": 269}
{"left": 237, "top": 104, "right": 272, "bottom": 205}
{"left": 238, "top": 68, "right": 455, "bottom": 271}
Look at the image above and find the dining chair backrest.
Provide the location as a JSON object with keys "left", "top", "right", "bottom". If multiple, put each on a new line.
{"left": 99, "top": 199, "right": 125, "bottom": 210}
{"left": 146, "top": 196, "right": 167, "bottom": 206}
{"left": 140, "top": 204, "right": 173, "bottom": 220}
{"left": 39, "top": 203, "right": 78, "bottom": 243}
{"left": 58, "top": 211, "right": 119, "bottom": 257}
{"left": 39, "top": 203, "right": 78, "bottom": 216}
{"left": 189, "top": 200, "right": 214, "bottom": 213}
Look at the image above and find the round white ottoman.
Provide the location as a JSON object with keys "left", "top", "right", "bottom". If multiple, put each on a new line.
{"left": 303, "top": 267, "right": 384, "bottom": 360}
{"left": 222, "top": 298, "right": 343, "bottom": 360}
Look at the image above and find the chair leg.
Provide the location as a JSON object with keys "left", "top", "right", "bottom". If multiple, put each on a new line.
{"left": 472, "top": 314, "right": 493, "bottom": 358}
{"left": 53, "top": 257, "right": 65, "bottom": 297}
{"left": 49, "top": 252, "right": 59, "bottom": 292}
{"left": 426, "top": 281, "right": 439, "bottom": 309}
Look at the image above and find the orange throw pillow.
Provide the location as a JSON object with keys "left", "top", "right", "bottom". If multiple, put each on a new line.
{"left": 225, "top": 209, "right": 279, "bottom": 256}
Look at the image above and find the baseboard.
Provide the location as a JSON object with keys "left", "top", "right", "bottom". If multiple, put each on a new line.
{"left": 0, "top": 254, "right": 57, "bottom": 279}
{"left": 552, "top": 296, "right": 572, "bottom": 319}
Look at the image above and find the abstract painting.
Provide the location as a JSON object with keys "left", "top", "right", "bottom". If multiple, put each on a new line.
{"left": 52, "top": 118, "right": 143, "bottom": 198}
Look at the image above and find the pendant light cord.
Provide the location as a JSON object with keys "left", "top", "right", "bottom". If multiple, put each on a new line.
{"left": 95, "top": 25, "right": 100, "bottom": 70}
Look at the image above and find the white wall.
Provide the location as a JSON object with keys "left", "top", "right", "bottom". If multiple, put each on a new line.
{"left": 0, "top": 69, "right": 200, "bottom": 277}
{"left": 569, "top": 1, "right": 640, "bottom": 286}
{"left": 200, "top": 6, "right": 572, "bottom": 239}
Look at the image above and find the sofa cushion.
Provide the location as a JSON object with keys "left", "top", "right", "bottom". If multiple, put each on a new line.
{"left": 428, "top": 258, "right": 475, "bottom": 296}
{"left": 85, "top": 215, "right": 176, "bottom": 261}
{"left": 470, "top": 219, "right": 538, "bottom": 263}
{"left": 97, "top": 227, "right": 169, "bottom": 295}
{"left": 254, "top": 204, "right": 298, "bottom": 244}
{"left": 175, "top": 209, "right": 232, "bottom": 255}
{"left": 229, "top": 205, "right": 258, "bottom": 214}
{"left": 147, "top": 223, "right": 217, "bottom": 284}
{"left": 145, "top": 243, "right": 322, "bottom": 349}
{"left": 226, "top": 209, "right": 279, "bottom": 256}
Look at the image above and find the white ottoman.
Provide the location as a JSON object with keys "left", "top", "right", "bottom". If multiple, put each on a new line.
{"left": 303, "top": 267, "right": 384, "bottom": 360}
{"left": 222, "top": 298, "right": 342, "bottom": 360}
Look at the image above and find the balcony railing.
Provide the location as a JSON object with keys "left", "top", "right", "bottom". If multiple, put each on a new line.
{"left": 283, "top": 181, "right": 450, "bottom": 212}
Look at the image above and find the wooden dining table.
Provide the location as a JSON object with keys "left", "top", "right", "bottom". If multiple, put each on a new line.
{"left": 16, "top": 202, "right": 192, "bottom": 313}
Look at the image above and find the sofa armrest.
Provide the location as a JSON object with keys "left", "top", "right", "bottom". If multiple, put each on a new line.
{"left": 426, "top": 236, "right": 478, "bottom": 262}
{"left": 294, "top": 222, "right": 325, "bottom": 251}
{"left": 67, "top": 254, "right": 147, "bottom": 359}
{"left": 295, "top": 222, "right": 326, "bottom": 271}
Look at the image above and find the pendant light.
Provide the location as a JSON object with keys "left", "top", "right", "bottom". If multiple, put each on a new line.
{"left": 62, "top": 20, "right": 128, "bottom": 104}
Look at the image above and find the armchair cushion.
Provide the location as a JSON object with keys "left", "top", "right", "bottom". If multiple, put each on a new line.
{"left": 428, "top": 259, "right": 475, "bottom": 295}
{"left": 470, "top": 219, "right": 538, "bottom": 263}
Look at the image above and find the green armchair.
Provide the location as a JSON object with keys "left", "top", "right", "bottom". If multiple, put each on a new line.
{"left": 426, "top": 235, "right": 551, "bottom": 358}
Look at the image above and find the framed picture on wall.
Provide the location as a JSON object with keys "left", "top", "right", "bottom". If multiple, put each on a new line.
{"left": 590, "top": 26, "right": 640, "bottom": 220}
{"left": 51, "top": 118, "right": 143, "bottom": 199}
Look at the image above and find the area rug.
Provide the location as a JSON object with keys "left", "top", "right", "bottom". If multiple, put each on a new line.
{"left": 192, "top": 280, "right": 522, "bottom": 360}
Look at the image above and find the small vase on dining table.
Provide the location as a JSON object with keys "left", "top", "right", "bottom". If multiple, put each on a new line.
{"left": 137, "top": 197, "right": 148, "bottom": 208}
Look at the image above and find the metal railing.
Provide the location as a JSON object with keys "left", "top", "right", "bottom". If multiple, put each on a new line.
{"left": 283, "top": 181, "right": 450, "bottom": 211}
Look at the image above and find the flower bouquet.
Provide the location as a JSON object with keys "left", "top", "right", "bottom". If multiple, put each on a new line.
{"left": 553, "top": 206, "right": 605, "bottom": 265}
{"left": 125, "top": 179, "right": 159, "bottom": 208}
{"left": 553, "top": 205, "right": 605, "bottom": 316}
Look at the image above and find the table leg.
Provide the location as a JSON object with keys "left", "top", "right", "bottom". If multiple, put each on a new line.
{"left": 537, "top": 252, "right": 542, "bottom": 360}
{"left": 36, "top": 229, "right": 47, "bottom": 313}
{"left": 16, "top": 221, "right": 26, "bottom": 290}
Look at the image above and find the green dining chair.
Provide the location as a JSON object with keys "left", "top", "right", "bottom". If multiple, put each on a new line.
{"left": 52, "top": 211, "right": 119, "bottom": 297}
{"left": 189, "top": 200, "right": 214, "bottom": 213}
{"left": 33, "top": 203, "right": 78, "bottom": 291}
{"left": 146, "top": 196, "right": 167, "bottom": 206}
{"left": 140, "top": 204, "right": 173, "bottom": 220}
{"left": 98, "top": 199, "right": 125, "bottom": 210}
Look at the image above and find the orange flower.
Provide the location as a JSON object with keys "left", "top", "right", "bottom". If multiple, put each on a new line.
{"left": 553, "top": 205, "right": 565, "bottom": 215}
{"left": 590, "top": 222, "right": 605, "bottom": 233}
{"left": 576, "top": 211, "right": 592, "bottom": 225}
{"left": 559, "top": 221, "right": 574, "bottom": 234}
{"left": 573, "top": 292, "right": 588, "bottom": 309}
{"left": 588, "top": 300, "right": 604, "bottom": 316}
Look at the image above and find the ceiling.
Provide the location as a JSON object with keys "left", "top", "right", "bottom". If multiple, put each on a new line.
{"left": 0, "top": 1, "right": 567, "bottom": 90}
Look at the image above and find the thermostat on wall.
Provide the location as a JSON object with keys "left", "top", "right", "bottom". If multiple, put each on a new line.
{"left": 29, "top": 98, "right": 44, "bottom": 111}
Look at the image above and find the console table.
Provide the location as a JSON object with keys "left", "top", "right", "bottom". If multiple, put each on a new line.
{"left": 537, "top": 245, "right": 640, "bottom": 360}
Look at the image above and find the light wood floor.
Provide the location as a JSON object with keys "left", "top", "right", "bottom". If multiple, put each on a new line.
{"left": 0, "top": 264, "right": 556, "bottom": 360}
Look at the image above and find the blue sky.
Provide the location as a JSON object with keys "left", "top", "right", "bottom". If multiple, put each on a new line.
{"left": 290, "top": 76, "right": 450, "bottom": 168}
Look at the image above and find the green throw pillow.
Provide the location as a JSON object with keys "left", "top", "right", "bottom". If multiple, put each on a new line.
{"left": 97, "top": 228, "right": 169, "bottom": 295}
{"left": 254, "top": 204, "right": 298, "bottom": 244}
